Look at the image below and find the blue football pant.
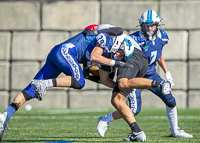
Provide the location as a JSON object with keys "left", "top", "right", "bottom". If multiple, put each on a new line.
{"left": 23, "top": 43, "right": 85, "bottom": 98}
{"left": 129, "top": 73, "right": 176, "bottom": 116}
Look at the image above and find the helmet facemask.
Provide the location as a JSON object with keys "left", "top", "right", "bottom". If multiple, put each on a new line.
{"left": 141, "top": 22, "right": 160, "bottom": 40}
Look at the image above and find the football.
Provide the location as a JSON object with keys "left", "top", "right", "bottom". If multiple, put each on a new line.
{"left": 89, "top": 66, "right": 99, "bottom": 77}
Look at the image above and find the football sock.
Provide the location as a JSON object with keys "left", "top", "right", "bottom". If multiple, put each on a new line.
{"left": 105, "top": 113, "right": 114, "bottom": 123}
{"left": 52, "top": 78, "right": 57, "bottom": 87}
{"left": 44, "top": 79, "right": 56, "bottom": 88}
{"left": 5, "top": 105, "right": 16, "bottom": 121}
{"left": 166, "top": 106, "right": 178, "bottom": 132}
{"left": 130, "top": 122, "right": 141, "bottom": 133}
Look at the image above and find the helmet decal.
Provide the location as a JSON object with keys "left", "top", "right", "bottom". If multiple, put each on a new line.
{"left": 124, "top": 38, "right": 134, "bottom": 59}
{"left": 111, "top": 33, "right": 136, "bottom": 60}
{"left": 84, "top": 24, "right": 99, "bottom": 31}
{"left": 146, "top": 10, "right": 153, "bottom": 23}
{"left": 96, "top": 24, "right": 115, "bottom": 30}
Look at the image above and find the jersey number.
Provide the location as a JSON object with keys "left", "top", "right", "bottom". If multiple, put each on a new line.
{"left": 149, "top": 51, "right": 157, "bottom": 65}
{"left": 96, "top": 33, "right": 106, "bottom": 47}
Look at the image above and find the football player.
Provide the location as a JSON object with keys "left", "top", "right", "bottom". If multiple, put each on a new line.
{"left": 96, "top": 10, "right": 193, "bottom": 139}
{"left": 86, "top": 32, "right": 172, "bottom": 142}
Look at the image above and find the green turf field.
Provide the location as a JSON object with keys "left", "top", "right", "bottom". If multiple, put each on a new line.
{"left": 1, "top": 108, "right": 199, "bottom": 142}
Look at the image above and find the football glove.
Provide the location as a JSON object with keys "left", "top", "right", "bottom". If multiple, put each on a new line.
{"left": 159, "top": 80, "right": 171, "bottom": 95}
{"left": 115, "top": 61, "right": 133, "bottom": 69}
{"left": 165, "top": 71, "right": 175, "bottom": 88}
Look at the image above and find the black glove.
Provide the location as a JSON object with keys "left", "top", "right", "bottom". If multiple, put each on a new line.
{"left": 115, "top": 61, "right": 133, "bottom": 69}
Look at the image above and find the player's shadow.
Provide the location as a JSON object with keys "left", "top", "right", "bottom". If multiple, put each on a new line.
{"left": 162, "top": 135, "right": 177, "bottom": 138}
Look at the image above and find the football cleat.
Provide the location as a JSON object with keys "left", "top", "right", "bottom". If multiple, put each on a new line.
{"left": 96, "top": 116, "right": 110, "bottom": 137}
{"left": 160, "top": 80, "right": 171, "bottom": 95}
{"left": 31, "top": 79, "right": 49, "bottom": 101}
{"left": 171, "top": 128, "right": 193, "bottom": 138}
{"left": 121, "top": 131, "right": 146, "bottom": 142}
{"left": 0, "top": 112, "right": 8, "bottom": 141}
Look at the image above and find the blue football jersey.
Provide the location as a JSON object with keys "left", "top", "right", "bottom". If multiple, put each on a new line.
{"left": 60, "top": 32, "right": 113, "bottom": 63}
{"left": 129, "top": 29, "right": 169, "bottom": 75}
{"left": 23, "top": 32, "right": 114, "bottom": 98}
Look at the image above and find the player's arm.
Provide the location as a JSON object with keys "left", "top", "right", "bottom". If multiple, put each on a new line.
{"left": 99, "top": 68, "right": 117, "bottom": 88}
{"left": 90, "top": 44, "right": 113, "bottom": 66}
{"left": 90, "top": 43, "right": 132, "bottom": 68}
{"left": 157, "top": 54, "right": 168, "bottom": 73}
{"left": 158, "top": 54, "right": 175, "bottom": 87}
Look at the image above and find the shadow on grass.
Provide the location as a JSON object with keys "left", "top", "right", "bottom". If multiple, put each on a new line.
{"left": 2, "top": 136, "right": 119, "bottom": 142}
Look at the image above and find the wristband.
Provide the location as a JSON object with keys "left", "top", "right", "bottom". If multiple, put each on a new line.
{"left": 151, "top": 80, "right": 161, "bottom": 88}
{"left": 113, "top": 58, "right": 118, "bottom": 61}
{"left": 109, "top": 60, "right": 116, "bottom": 66}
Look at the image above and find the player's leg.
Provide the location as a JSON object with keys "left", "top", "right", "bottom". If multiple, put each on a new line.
{"left": 0, "top": 59, "right": 62, "bottom": 141}
{"left": 147, "top": 74, "right": 178, "bottom": 133}
{"left": 0, "top": 47, "right": 67, "bottom": 140}
{"left": 111, "top": 92, "right": 136, "bottom": 125}
{"left": 26, "top": 58, "right": 61, "bottom": 100}
{"left": 128, "top": 89, "right": 142, "bottom": 116}
{"left": 116, "top": 52, "right": 170, "bottom": 94}
{"left": 148, "top": 73, "right": 193, "bottom": 138}
{"left": 0, "top": 91, "right": 27, "bottom": 141}
{"left": 112, "top": 53, "right": 147, "bottom": 141}
{"left": 96, "top": 89, "right": 142, "bottom": 137}
{"left": 112, "top": 58, "right": 147, "bottom": 141}
{"left": 31, "top": 44, "right": 85, "bottom": 99}
{"left": 111, "top": 91, "right": 146, "bottom": 142}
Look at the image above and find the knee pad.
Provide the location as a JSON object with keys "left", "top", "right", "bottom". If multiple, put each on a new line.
{"left": 71, "top": 77, "right": 83, "bottom": 89}
{"left": 167, "top": 102, "right": 176, "bottom": 108}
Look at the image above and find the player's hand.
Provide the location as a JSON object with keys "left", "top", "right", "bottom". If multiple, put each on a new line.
{"left": 115, "top": 61, "right": 133, "bottom": 69}
{"left": 165, "top": 71, "right": 175, "bottom": 88}
{"left": 160, "top": 80, "right": 171, "bottom": 95}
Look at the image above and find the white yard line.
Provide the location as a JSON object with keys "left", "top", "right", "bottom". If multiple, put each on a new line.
{"left": 11, "top": 115, "right": 200, "bottom": 120}
{"left": 48, "top": 108, "right": 111, "bottom": 114}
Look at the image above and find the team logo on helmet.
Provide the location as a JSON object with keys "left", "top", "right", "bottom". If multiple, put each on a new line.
{"left": 111, "top": 33, "right": 135, "bottom": 60}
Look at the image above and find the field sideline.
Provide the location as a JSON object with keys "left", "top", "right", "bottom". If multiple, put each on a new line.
{"left": 1, "top": 108, "right": 199, "bottom": 142}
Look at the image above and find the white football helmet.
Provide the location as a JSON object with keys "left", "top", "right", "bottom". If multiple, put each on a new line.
{"left": 139, "top": 10, "right": 161, "bottom": 39}
{"left": 96, "top": 24, "right": 115, "bottom": 30}
{"left": 111, "top": 33, "right": 138, "bottom": 60}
